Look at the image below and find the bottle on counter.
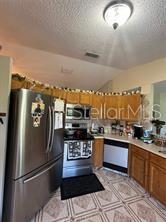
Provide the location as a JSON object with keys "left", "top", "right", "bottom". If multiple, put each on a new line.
{"left": 119, "top": 125, "right": 124, "bottom": 136}
{"left": 111, "top": 123, "right": 116, "bottom": 134}
{"left": 125, "top": 124, "right": 133, "bottom": 137}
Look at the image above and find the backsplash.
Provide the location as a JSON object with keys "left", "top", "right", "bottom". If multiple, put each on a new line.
{"left": 89, "top": 93, "right": 158, "bottom": 136}
{"left": 89, "top": 119, "right": 128, "bottom": 134}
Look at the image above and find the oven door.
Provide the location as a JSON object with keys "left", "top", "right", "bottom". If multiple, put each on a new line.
{"left": 67, "top": 141, "right": 92, "bottom": 160}
{"left": 63, "top": 142, "right": 93, "bottom": 178}
{"left": 63, "top": 142, "right": 92, "bottom": 167}
{"left": 67, "top": 141, "right": 82, "bottom": 160}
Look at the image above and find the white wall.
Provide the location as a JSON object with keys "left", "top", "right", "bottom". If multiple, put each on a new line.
{"left": 111, "top": 57, "right": 166, "bottom": 94}
{"left": 99, "top": 57, "right": 166, "bottom": 127}
{"left": 0, "top": 57, "right": 12, "bottom": 112}
{"left": 0, "top": 56, "right": 12, "bottom": 222}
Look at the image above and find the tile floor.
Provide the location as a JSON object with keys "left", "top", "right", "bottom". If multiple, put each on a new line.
{"left": 32, "top": 168, "right": 166, "bottom": 222}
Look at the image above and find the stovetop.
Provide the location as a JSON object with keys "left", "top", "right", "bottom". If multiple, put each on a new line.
{"left": 64, "top": 133, "right": 94, "bottom": 141}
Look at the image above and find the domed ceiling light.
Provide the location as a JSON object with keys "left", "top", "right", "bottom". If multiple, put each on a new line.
{"left": 103, "top": 0, "right": 133, "bottom": 30}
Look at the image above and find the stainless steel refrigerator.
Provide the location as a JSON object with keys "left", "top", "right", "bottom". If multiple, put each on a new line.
{"left": 3, "top": 89, "right": 64, "bottom": 222}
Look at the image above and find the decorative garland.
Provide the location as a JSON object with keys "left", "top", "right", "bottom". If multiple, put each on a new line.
{"left": 12, "top": 73, "right": 141, "bottom": 96}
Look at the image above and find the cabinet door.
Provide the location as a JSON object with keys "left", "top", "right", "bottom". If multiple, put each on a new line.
{"left": 11, "top": 79, "right": 28, "bottom": 90}
{"left": 91, "top": 95, "right": 104, "bottom": 119}
{"left": 149, "top": 162, "right": 166, "bottom": 205}
{"left": 121, "top": 94, "right": 141, "bottom": 121}
{"left": 103, "top": 96, "right": 110, "bottom": 119}
{"left": 66, "top": 92, "right": 80, "bottom": 104}
{"left": 104, "top": 95, "right": 121, "bottom": 119}
{"left": 93, "top": 139, "right": 104, "bottom": 168}
{"left": 130, "top": 146, "right": 149, "bottom": 190}
{"left": 80, "top": 93, "right": 91, "bottom": 105}
{"left": 52, "top": 88, "right": 66, "bottom": 100}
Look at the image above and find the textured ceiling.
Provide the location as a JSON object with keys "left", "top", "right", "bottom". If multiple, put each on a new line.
{"left": 0, "top": 42, "right": 121, "bottom": 90}
{"left": 0, "top": 0, "right": 165, "bottom": 70}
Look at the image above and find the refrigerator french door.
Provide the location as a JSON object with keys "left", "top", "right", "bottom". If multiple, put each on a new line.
{"left": 48, "top": 97, "right": 64, "bottom": 162}
{"left": 3, "top": 89, "right": 64, "bottom": 222}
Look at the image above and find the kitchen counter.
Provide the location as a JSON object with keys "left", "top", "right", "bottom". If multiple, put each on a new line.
{"left": 92, "top": 134, "right": 104, "bottom": 139}
{"left": 93, "top": 133, "right": 166, "bottom": 158}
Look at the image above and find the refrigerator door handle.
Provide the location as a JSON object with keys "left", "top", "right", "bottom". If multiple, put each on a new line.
{"left": 49, "top": 106, "right": 55, "bottom": 152}
{"left": 46, "top": 106, "right": 52, "bottom": 153}
{"left": 23, "top": 161, "right": 57, "bottom": 184}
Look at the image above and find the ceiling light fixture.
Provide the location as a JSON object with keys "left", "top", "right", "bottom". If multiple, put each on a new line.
{"left": 103, "top": 0, "right": 133, "bottom": 30}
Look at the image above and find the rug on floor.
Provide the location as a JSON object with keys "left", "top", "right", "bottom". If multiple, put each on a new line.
{"left": 60, "top": 173, "right": 105, "bottom": 200}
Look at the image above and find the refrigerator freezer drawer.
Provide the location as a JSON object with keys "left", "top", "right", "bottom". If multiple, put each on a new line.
{"left": 4, "top": 157, "right": 63, "bottom": 222}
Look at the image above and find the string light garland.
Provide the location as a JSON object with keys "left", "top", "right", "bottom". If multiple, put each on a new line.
{"left": 12, "top": 73, "right": 141, "bottom": 96}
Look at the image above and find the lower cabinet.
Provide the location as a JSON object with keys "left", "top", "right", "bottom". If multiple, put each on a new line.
{"left": 149, "top": 154, "right": 166, "bottom": 205}
{"left": 130, "top": 145, "right": 166, "bottom": 205}
{"left": 93, "top": 141, "right": 166, "bottom": 205}
{"left": 93, "top": 138, "right": 104, "bottom": 168}
{"left": 130, "top": 145, "right": 149, "bottom": 190}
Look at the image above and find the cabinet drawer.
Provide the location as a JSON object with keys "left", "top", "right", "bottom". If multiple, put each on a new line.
{"left": 131, "top": 145, "right": 149, "bottom": 159}
{"left": 150, "top": 153, "right": 166, "bottom": 170}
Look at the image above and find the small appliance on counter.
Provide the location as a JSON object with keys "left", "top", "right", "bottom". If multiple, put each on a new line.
{"left": 90, "top": 122, "right": 99, "bottom": 134}
{"left": 143, "top": 129, "right": 152, "bottom": 138}
{"left": 133, "top": 124, "right": 143, "bottom": 139}
{"left": 98, "top": 126, "right": 104, "bottom": 134}
{"left": 140, "top": 129, "right": 153, "bottom": 144}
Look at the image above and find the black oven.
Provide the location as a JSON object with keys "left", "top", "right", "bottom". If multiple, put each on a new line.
{"left": 66, "top": 104, "right": 91, "bottom": 120}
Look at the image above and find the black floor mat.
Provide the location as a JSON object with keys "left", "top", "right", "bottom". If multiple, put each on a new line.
{"left": 60, "top": 174, "right": 105, "bottom": 200}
